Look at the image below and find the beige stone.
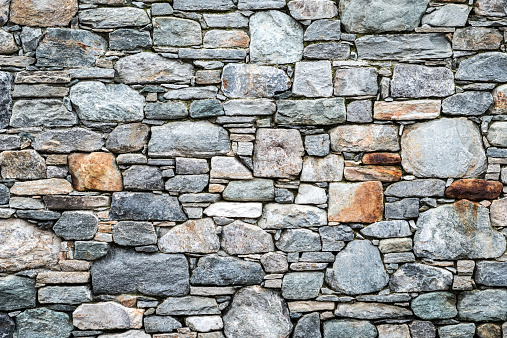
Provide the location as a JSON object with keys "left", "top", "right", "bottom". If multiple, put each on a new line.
{"left": 491, "top": 198, "right": 507, "bottom": 227}
{"left": 158, "top": 218, "right": 220, "bottom": 254}
{"left": 287, "top": 301, "right": 335, "bottom": 312}
{"left": 9, "top": 0, "right": 78, "bottom": 27}
{"left": 11, "top": 178, "right": 73, "bottom": 195}
{"left": 374, "top": 100, "right": 441, "bottom": 120}
{"left": 377, "top": 324, "right": 411, "bottom": 338}
{"left": 37, "top": 271, "right": 90, "bottom": 284}
{"left": 69, "top": 152, "right": 123, "bottom": 192}
{"left": 73, "top": 302, "right": 144, "bottom": 330}
{"left": 328, "top": 181, "right": 384, "bottom": 223}
{"left": 330, "top": 124, "right": 399, "bottom": 152}
{"left": 344, "top": 165, "right": 402, "bottom": 182}
{"left": 210, "top": 156, "right": 252, "bottom": 179}
{"left": 0, "top": 150, "right": 47, "bottom": 179}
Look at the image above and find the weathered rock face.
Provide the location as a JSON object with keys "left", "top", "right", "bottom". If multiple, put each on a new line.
{"left": 276, "top": 98, "right": 346, "bottom": 125}
{"left": 445, "top": 179, "right": 503, "bottom": 200}
{"left": 330, "top": 124, "right": 399, "bottom": 152}
{"left": 0, "top": 275, "right": 36, "bottom": 311}
{"left": 158, "top": 218, "right": 220, "bottom": 254}
{"left": 221, "top": 220, "right": 274, "bottom": 254}
{"left": 0, "top": 150, "right": 46, "bottom": 179}
{"left": 323, "top": 320, "right": 377, "bottom": 338}
{"left": 10, "top": 99, "right": 76, "bottom": 127}
{"left": 475, "top": 261, "right": 507, "bottom": 286}
{"left": 73, "top": 302, "right": 144, "bottom": 330}
{"left": 391, "top": 64, "right": 454, "bottom": 98}
{"left": 258, "top": 203, "right": 327, "bottom": 229}
{"left": 53, "top": 211, "right": 98, "bottom": 240}
{"left": 442, "top": 91, "right": 494, "bottom": 116}
{"left": 16, "top": 308, "right": 74, "bottom": 338}
{"left": 110, "top": 192, "right": 187, "bottom": 221}
{"left": 11, "top": 178, "right": 73, "bottom": 195}
{"left": 457, "top": 289, "right": 507, "bottom": 321}
{"left": 191, "top": 255, "right": 265, "bottom": 286}
{"left": 9, "top": 0, "right": 77, "bottom": 26}
{"left": 69, "top": 152, "right": 123, "bottom": 192}
{"left": 328, "top": 181, "right": 384, "bottom": 223}
{"left": 456, "top": 52, "right": 507, "bottom": 82}
{"left": 0, "top": 72, "right": 11, "bottom": 130}
{"left": 411, "top": 292, "right": 457, "bottom": 320}
{"left": 79, "top": 7, "right": 150, "bottom": 29}
{"left": 390, "top": 263, "right": 453, "bottom": 292}
{"left": 33, "top": 128, "right": 104, "bottom": 154}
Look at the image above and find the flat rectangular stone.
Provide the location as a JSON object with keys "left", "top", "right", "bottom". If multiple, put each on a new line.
{"left": 190, "top": 286, "right": 237, "bottom": 296}
{"left": 179, "top": 48, "right": 246, "bottom": 60}
{"left": 36, "top": 271, "right": 90, "bottom": 284}
{"left": 163, "top": 86, "right": 218, "bottom": 100}
{"left": 288, "top": 301, "right": 335, "bottom": 312}
{"left": 43, "top": 195, "right": 111, "bottom": 210}
{"left": 203, "top": 202, "right": 263, "bottom": 218}
{"left": 69, "top": 68, "right": 115, "bottom": 79}
{"left": 0, "top": 56, "right": 35, "bottom": 67}
{"left": 12, "top": 84, "right": 70, "bottom": 98}
{"left": 14, "top": 71, "right": 71, "bottom": 84}
{"left": 374, "top": 100, "right": 441, "bottom": 120}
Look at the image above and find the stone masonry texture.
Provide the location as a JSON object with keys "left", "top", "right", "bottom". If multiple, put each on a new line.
{"left": 1, "top": 0, "right": 507, "bottom": 337}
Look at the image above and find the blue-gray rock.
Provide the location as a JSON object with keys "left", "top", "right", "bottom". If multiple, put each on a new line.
{"left": 391, "top": 64, "right": 454, "bottom": 98}
{"left": 15, "top": 308, "right": 73, "bottom": 338}
{"left": 110, "top": 192, "right": 187, "bottom": 221}
{"left": 442, "top": 91, "right": 493, "bottom": 116}
{"left": 347, "top": 100, "right": 373, "bottom": 123}
{"left": 422, "top": 4, "right": 470, "bottom": 26}
{"left": 276, "top": 98, "right": 346, "bottom": 125}
{"left": 157, "top": 296, "right": 220, "bottom": 316}
{"left": 327, "top": 240, "right": 388, "bottom": 295}
{"left": 0, "top": 72, "right": 11, "bottom": 130}
{"left": 294, "top": 312, "right": 321, "bottom": 338}
{"left": 79, "top": 7, "right": 150, "bottom": 29}
{"left": 92, "top": 248, "right": 189, "bottom": 296}
{"left": 488, "top": 121, "right": 507, "bottom": 147}
{"left": 173, "top": 0, "right": 234, "bottom": 10}
{"left": 475, "top": 261, "right": 507, "bottom": 286}
{"left": 411, "top": 292, "right": 457, "bottom": 320}
{"left": 401, "top": 118, "right": 486, "bottom": 178}
{"left": 438, "top": 323, "right": 475, "bottom": 338}
{"left": 414, "top": 200, "right": 506, "bottom": 260}
{"left": 149, "top": 121, "right": 230, "bottom": 158}
{"left": 189, "top": 99, "right": 224, "bottom": 118}
{"left": 276, "top": 229, "right": 322, "bottom": 252}
{"left": 385, "top": 198, "right": 420, "bottom": 220}
{"left": 112, "top": 221, "right": 157, "bottom": 247}
{"left": 458, "top": 289, "right": 507, "bottom": 321}
{"left": 191, "top": 255, "right": 265, "bottom": 286}
{"left": 334, "top": 67, "right": 378, "bottom": 96}
{"left": 144, "top": 316, "right": 182, "bottom": 333}
{"left": 223, "top": 286, "right": 292, "bottom": 338}
{"left": 123, "top": 165, "right": 164, "bottom": 191}
{"left": 409, "top": 320, "right": 436, "bottom": 338}
{"left": 0, "top": 275, "right": 36, "bottom": 311}
{"left": 36, "top": 29, "right": 107, "bottom": 67}
{"left": 340, "top": 0, "right": 428, "bottom": 33}
{"left": 456, "top": 52, "right": 507, "bottom": 82}
{"left": 319, "top": 225, "right": 354, "bottom": 251}
{"left": 106, "top": 123, "right": 149, "bottom": 154}
{"left": 74, "top": 241, "right": 110, "bottom": 261}
{"left": 152, "top": 2, "right": 174, "bottom": 15}
{"left": 323, "top": 320, "right": 377, "bottom": 338}
{"left": 304, "top": 19, "right": 341, "bottom": 41}
{"left": 282, "top": 272, "right": 324, "bottom": 300}
{"left": 250, "top": 10, "right": 303, "bottom": 64}
{"left": 390, "top": 263, "right": 453, "bottom": 292}
{"left": 335, "top": 302, "right": 412, "bottom": 319}
{"left": 109, "top": 29, "right": 152, "bottom": 50}
{"left": 238, "top": 0, "right": 285, "bottom": 9}
{"left": 304, "top": 42, "right": 350, "bottom": 59}
{"left": 385, "top": 179, "right": 446, "bottom": 197}
{"left": 0, "top": 184, "right": 8, "bottom": 205}
{"left": 360, "top": 220, "right": 411, "bottom": 238}
{"left": 305, "top": 134, "right": 330, "bottom": 157}
{"left": 70, "top": 81, "right": 144, "bottom": 123}
{"left": 145, "top": 102, "right": 188, "bottom": 120}
{"left": 53, "top": 211, "right": 98, "bottom": 241}
{"left": 10, "top": 99, "right": 76, "bottom": 128}
{"left": 223, "top": 179, "right": 275, "bottom": 201}
{"left": 38, "top": 286, "right": 92, "bottom": 305}
{"left": 356, "top": 34, "right": 452, "bottom": 60}
{"left": 153, "top": 17, "right": 202, "bottom": 47}
{"left": 16, "top": 210, "right": 60, "bottom": 221}
{"left": 165, "top": 175, "right": 208, "bottom": 193}
{"left": 32, "top": 128, "right": 105, "bottom": 154}
{"left": 0, "top": 313, "right": 14, "bottom": 338}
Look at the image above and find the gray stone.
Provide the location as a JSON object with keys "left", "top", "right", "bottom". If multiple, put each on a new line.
{"left": 347, "top": 100, "right": 373, "bottom": 123}
{"left": 92, "top": 248, "right": 189, "bottom": 296}
{"left": 152, "top": 3, "right": 174, "bottom": 16}
{"left": 149, "top": 121, "right": 230, "bottom": 158}
{"left": 38, "top": 286, "right": 92, "bottom": 305}
{"left": 176, "top": 158, "right": 209, "bottom": 175}
{"left": 19, "top": 27, "right": 40, "bottom": 52}
{"left": 0, "top": 184, "right": 8, "bottom": 205}
{"left": 390, "top": 263, "right": 454, "bottom": 292}
{"left": 70, "top": 81, "right": 144, "bottom": 123}
{"left": 305, "top": 134, "right": 330, "bottom": 157}
{"left": 204, "top": 202, "right": 263, "bottom": 218}
{"left": 288, "top": 0, "right": 337, "bottom": 20}
{"left": 203, "top": 12, "right": 249, "bottom": 28}
{"left": 158, "top": 218, "right": 219, "bottom": 254}
{"left": 190, "top": 99, "right": 224, "bottom": 118}
{"left": 191, "top": 255, "right": 264, "bottom": 286}
{"left": 385, "top": 198, "right": 420, "bottom": 220}
{"left": 222, "top": 63, "right": 290, "bottom": 98}
{"left": 261, "top": 252, "right": 288, "bottom": 273}
{"left": 295, "top": 184, "right": 327, "bottom": 205}
{"left": 36, "top": 29, "right": 107, "bottom": 67}
{"left": 79, "top": 7, "right": 150, "bottom": 28}
{"left": 300, "top": 154, "right": 344, "bottom": 182}
{"left": 442, "top": 91, "right": 493, "bottom": 116}
{"left": 422, "top": 4, "right": 470, "bottom": 26}
{"left": 173, "top": 0, "right": 234, "bottom": 10}
{"left": 106, "top": 123, "right": 149, "bottom": 154}
{"left": 409, "top": 321, "right": 436, "bottom": 338}
{"left": 335, "top": 302, "right": 412, "bottom": 319}
{"left": 385, "top": 179, "right": 445, "bottom": 197}
{"left": 458, "top": 289, "right": 507, "bottom": 321}
{"left": 221, "top": 220, "right": 274, "bottom": 254}
{"left": 110, "top": 192, "right": 187, "bottom": 221}
{"left": 250, "top": 10, "right": 303, "bottom": 64}
{"left": 456, "top": 52, "right": 507, "bottom": 82}
{"left": 323, "top": 320, "right": 377, "bottom": 338}
{"left": 223, "top": 99, "right": 275, "bottom": 116}
{"left": 304, "top": 19, "right": 341, "bottom": 41}
{"left": 0, "top": 30, "right": 17, "bottom": 54}
{"left": 165, "top": 175, "right": 208, "bottom": 193}
{"left": 282, "top": 272, "right": 324, "bottom": 300}
{"left": 438, "top": 323, "right": 475, "bottom": 338}
{"left": 319, "top": 225, "right": 353, "bottom": 251}
{"left": 73, "top": 302, "right": 143, "bottom": 330}
{"left": 488, "top": 121, "right": 507, "bottom": 147}
{"left": 115, "top": 52, "right": 194, "bottom": 84}
{"left": 276, "top": 98, "right": 346, "bottom": 125}
{"left": 33, "top": 128, "right": 104, "bottom": 154}
{"left": 144, "top": 316, "right": 182, "bottom": 333}
{"left": 74, "top": 241, "right": 110, "bottom": 261}
{"left": 391, "top": 64, "right": 454, "bottom": 98}
{"left": 293, "top": 61, "right": 333, "bottom": 98}
{"left": 475, "top": 0, "right": 507, "bottom": 16}
{"left": 0, "top": 0, "right": 9, "bottom": 26}
{"left": 11, "top": 84, "right": 69, "bottom": 98}
{"left": 53, "top": 211, "right": 98, "bottom": 241}
{"left": 276, "top": 229, "right": 321, "bottom": 252}
{"left": 113, "top": 221, "right": 157, "bottom": 247}
{"left": 356, "top": 34, "right": 452, "bottom": 60}
{"left": 334, "top": 67, "right": 378, "bottom": 96}
{"left": 179, "top": 48, "right": 247, "bottom": 60}
{"left": 401, "top": 118, "right": 486, "bottom": 178}
{"left": 0, "top": 72, "right": 11, "bottom": 130}
{"left": 223, "top": 286, "right": 292, "bottom": 338}
{"left": 153, "top": 17, "right": 202, "bottom": 47}
{"left": 15, "top": 308, "right": 73, "bottom": 338}
{"left": 360, "top": 220, "right": 411, "bottom": 238}
{"left": 10, "top": 99, "right": 75, "bottom": 127}
{"left": 0, "top": 150, "right": 46, "bottom": 180}
{"left": 259, "top": 204, "right": 327, "bottom": 229}
{"left": 453, "top": 27, "right": 503, "bottom": 51}
{"left": 294, "top": 313, "right": 321, "bottom": 338}
{"left": 223, "top": 179, "right": 275, "bottom": 201}
{"left": 327, "top": 240, "right": 388, "bottom": 295}
{"left": 145, "top": 102, "right": 188, "bottom": 120}
{"left": 0, "top": 275, "right": 35, "bottom": 311}
{"left": 411, "top": 292, "right": 457, "bottom": 320}
{"left": 0, "top": 313, "right": 14, "bottom": 338}
{"left": 157, "top": 296, "right": 220, "bottom": 316}
{"left": 123, "top": 165, "right": 164, "bottom": 191}
{"left": 475, "top": 261, "right": 507, "bottom": 286}
{"left": 304, "top": 42, "right": 350, "bottom": 59}
{"left": 238, "top": 0, "right": 285, "bottom": 9}
{"left": 164, "top": 86, "right": 218, "bottom": 100}
{"left": 330, "top": 124, "right": 399, "bottom": 152}
{"left": 109, "top": 29, "right": 152, "bottom": 50}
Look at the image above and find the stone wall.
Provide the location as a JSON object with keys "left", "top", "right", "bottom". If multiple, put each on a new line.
{"left": 0, "top": 0, "right": 507, "bottom": 337}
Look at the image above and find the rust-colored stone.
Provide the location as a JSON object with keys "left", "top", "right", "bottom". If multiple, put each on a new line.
{"left": 374, "top": 100, "right": 441, "bottom": 120}
{"left": 69, "top": 152, "right": 123, "bottom": 192}
{"left": 10, "top": 0, "right": 78, "bottom": 27}
{"left": 477, "top": 323, "right": 501, "bottom": 338}
{"left": 445, "top": 179, "right": 503, "bottom": 201}
{"left": 362, "top": 152, "right": 402, "bottom": 165}
{"left": 328, "top": 181, "right": 384, "bottom": 223}
{"left": 344, "top": 166, "right": 402, "bottom": 183}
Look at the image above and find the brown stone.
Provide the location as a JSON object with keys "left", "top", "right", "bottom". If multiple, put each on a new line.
{"left": 362, "top": 153, "right": 401, "bottom": 165}
{"left": 445, "top": 179, "right": 503, "bottom": 201}
{"left": 374, "top": 100, "right": 440, "bottom": 120}
{"left": 203, "top": 30, "right": 250, "bottom": 48}
{"left": 69, "top": 152, "right": 123, "bottom": 192}
{"left": 0, "top": 150, "right": 46, "bottom": 179}
{"left": 9, "top": 0, "right": 78, "bottom": 27}
{"left": 328, "top": 181, "right": 384, "bottom": 223}
{"left": 43, "top": 195, "right": 111, "bottom": 210}
{"left": 477, "top": 323, "right": 501, "bottom": 338}
{"left": 11, "top": 178, "right": 73, "bottom": 196}
{"left": 330, "top": 124, "right": 399, "bottom": 152}
{"left": 344, "top": 166, "right": 402, "bottom": 182}
{"left": 453, "top": 27, "right": 503, "bottom": 51}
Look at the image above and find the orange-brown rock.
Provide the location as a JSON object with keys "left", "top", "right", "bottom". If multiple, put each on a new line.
{"left": 11, "top": 178, "right": 73, "bottom": 196}
{"left": 445, "top": 179, "right": 503, "bottom": 201}
{"left": 362, "top": 152, "right": 402, "bottom": 165}
{"left": 344, "top": 166, "right": 402, "bottom": 183}
{"left": 203, "top": 30, "right": 250, "bottom": 48}
{"left": 69, "top": 152, "right": 123, "bottom": 192}
{"left": 9, "top": 0, "right": 78, "bottom": 27}
{"left": 374, "top": 100, "right": 441, "bottom": 120}
{"left": 328, "top": 181, "right": 384, "bottom": 223}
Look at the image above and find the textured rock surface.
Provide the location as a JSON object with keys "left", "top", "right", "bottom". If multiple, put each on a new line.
{"left": 158, "top": 218, "right": 220, "bottom": 254}
{"left": 110, "top": 192, "right": 186, "bottom": 221}
{"left": 276, "top": 98, "right": 345, "bottom": 125}
{"left": 328, "top": 182, "right": 383, "bottom": 223}
{"left": 16, "top": 308, "right": 74, "bottom": 338}
{"left": 69, "top": 152, "right": 123, "bottom": 192}
{"left": 10, "top": 0, "right": 77, "bottom": 26}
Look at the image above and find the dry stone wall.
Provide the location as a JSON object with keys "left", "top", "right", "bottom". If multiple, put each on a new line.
{"left": 1, "top": 0, "right": 507, "bottom": 337}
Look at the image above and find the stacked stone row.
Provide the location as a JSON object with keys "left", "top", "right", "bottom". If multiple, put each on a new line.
{"left": 1, "top": 0, "right": 507, "bottom": 337}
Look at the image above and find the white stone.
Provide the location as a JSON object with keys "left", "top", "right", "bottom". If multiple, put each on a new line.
{"left": 204, "top": 202, "right": 263, "bottom": 218}
{"left": 186, "top": 315, "right": 224, "bottom": 332}
{"left": 295, "top": 184, "right": 327, "bottom": 205}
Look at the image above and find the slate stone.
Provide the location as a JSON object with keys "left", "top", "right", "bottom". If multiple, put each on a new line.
{"left": 191, "top": 255, "right": 264, "bottom": 286}
{"left": 304, "top": 42, "right": 350, "bottom": 59}
{"left": 163, "top": 86, "right": 218, "bottom": 100}
{"left": 109, "top": 29, "right": 152, "bottom": 50}
{"left": 179, "top": 48, "right": 247, "bottom": 60}
{"left": 292, "top": 61, "right": 333, "bottom": 98}
{"left": 223, "top": 99, "right": 275, "bottom": 116}
{"left": 173, "top": 0, "right": 234, "bottom": 10}
{"left": 411, "top": 292, "right": 457, "bottom": 320}
{"left": 475, "top": 261, "right": 507, "bottom": 286}
{"left": 70, "top": 81, "right": 144, "bottom": 123}
{"left": 149, "top": 121, "right": 230, "bottom": 158}
{"left": 203, "top": 12, "right": 249, "bottom": 27}
{"left": 442, "top": 91, "right": 493, "bottom": 116}
{"left": 15, "top": 308, "right": 73, "bottom": 338}
{"left": 92, "top": 248, "right": 189, "bottom": 296}
{"left": 305, "top": 134, "right": 330, "bottom": 157}
{"left": 294, "top": 312, "right": 321, "bottom": 338}
{"left": 165, "top": 175, "right": 208, "bottom": 193}
{"left": 438, "top": 323, "right": 475, "bottom": 338}
{"left": 323, "top": 320, "right": 377, "bottom": 338}
{"left": 153, "top": 17, "right": 202, "bottom": 47}
{"left": 157, "top": 296, "right": 220, "bottom": 316}
{"left": 0, "top": 150, "right": 46, "bottom": 180}
{"left": 144, "top": 316, "right": 182, "bottom": 333}
{"left": 319, "top": 225, "right": 354, "bottom": 251}
{"left": 276, "top": 98, "right": 346, "bottom": 125}
{"left": 33, "top": 128, "right": 104, "bottom": 154}
{"left": 106, "top": 123, "right": 149, "bottom": 154}
{"left": 123, "top": 165, "right": 164, "bottom": 191}
{"left": 453, "top": 27, "right": 503, "bottom": 51}
{"left": 491, "top": 197, "right": 507, "bottom": 228}
{"left": 223, "top": 179, "right": 275, "bottom": 201}
{"left": 334, "top": 67, "right": 378, "bottom": 96}
{"left": 0, "top": 29, "right": 17, "bottom": 54}
{"left": 390, "top": 263, "right": 453, "bottom": 292}
{"left": 0, "top": 275, "right": 36, "bottom": 311}
{"left": 53, "top": 211, "right": 98, "bottom": 241}
{"left": 79, "top": 7, "right": 150, "bottom": 29}
{"left": 258, "top": 203, "right": 327, "bottom": 229}
{"left": 385, "top": 198, "right": 420, "bottom": 220}
{"left": 295, "top": 184, "right": 327, "bottom": 205}
{"left": 409, "top": 321, "right": 436, "bottom": 338}
{"left": 0, "top": 184, "right": 8, "bottom": 205}
{"left": 74, "top": 241, "right": 110, "bottom": 261}
{"left": 276, "top": 229, "right": 322, "bottom": 252}
{"left": 9, "top": 0, "right": 77, "bottom": 27}
{"left": 190, "top": 99, "right": 224, "bottom": 118}
{"left": 335, "top": 302, "right": 412, "bottom": 319}
{"left": 113, "top": 221, "right": 157, "bottom": 247}
{"left": 221, "top": 220, "right": 274, "bottom": 254}
{"left": 458, "top": 289, "right": 507, "bottom": 321}
{"left": 488, "top": 121, "right": 507, "bottom": 147}
{"left": 0, "top": 313, "right": 14, "bottom": 338}
{"left": 385, "top": 179, "right": 445, "bottom": 197}
{"left": 0, "top": 72, "right": 11, "bottom": 130}
{"left": 475, "top": 0, "right": 507, "bottom": 16}
{"left": 223, "top": 286, "right": 292, "bottom": 338}
{"left": 456, "top": 52, "right": 507, "bottom": 82}
{"left": 330, "top": 124, "right": 399, "bottom": 152}
{"left": 158, "top": 218, "right": 219, "bottom": 254}
{"left": 304, "top": 19, "right": 341, "bottom": 41}
{"left": 391, "top": 64, "right": 454, "bottom": 98}
{"left": 238, "top": 0, "right": 286, "bottom": 9}
{"left": 110, "top": 192, "right": 187, "bottom": 221}
{"left": 250, "top": 10, "right": 303, "bottom": 64}
{"left": 38, "top": 286, "right": 92, "bottom": 305}
{"left": 355, "top": 34, "right": 452, "bottom": 60}
{"left": 36, "top": 29, "right": 107, "bottom": 67}
{"left": 327, "top": 240, "right": 388, "bottom": 295}
{"left": 422, "top": 4, "right": 470, "bottom": 27}
{"left": 145, "top": 102, "right": 188, "bottom": 120}
{"left": 360, "top": 220, "right": 411, "bottom": 239}
{"left": 282, "top": 272, "right": 324, "bottom": 300}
